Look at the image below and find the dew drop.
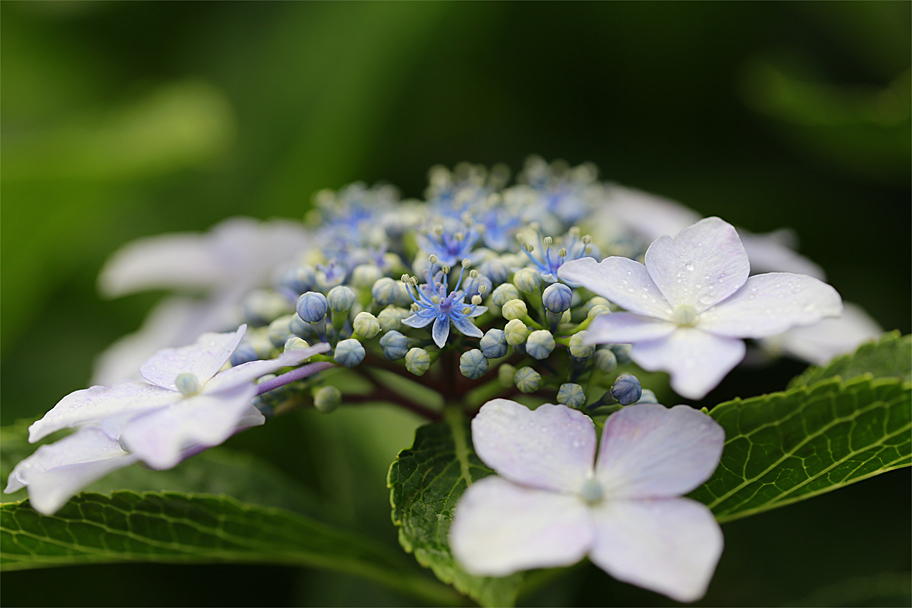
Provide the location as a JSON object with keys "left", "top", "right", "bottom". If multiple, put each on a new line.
{"left": 685, "top": 261, "right": 695, "bottom": 271}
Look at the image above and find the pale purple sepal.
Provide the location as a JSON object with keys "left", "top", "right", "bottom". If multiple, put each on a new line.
{"left": 763, "top": 302, "right": 882, "bottom": 365}
{"left": 450, "top": 476, "right": 594, "bottom": 576}
{"left": 140, "top": 326, "right": 247, "bottom": 390}
{"left": 471, "top": 400, "right": 596, "bottom": 493}
{"left": 432, "top": 316, "right": 450, "bottom": 348}
{"left": 632, "top": 329, "right": 747, "bottom": 400}
{"left": 585, "top": 313, "right": 677, "bottom": 344}
{"left": 739, "top": 229, "right": 825, "bottom": 279}
{"left": 119, "top": 384, "right": 258, "bottom": 470}
{"left": 29, "top": 380, "right": 177, "bottom": 443}
{"left": 644, "top": 218, "right": 750, "bottom": 312}
{"left": 558, "top": 257, "right": 672, "bottom": 320}
{"left": 207, "top": 342, "right": 331, "bottom": 392}
{"left": 699, "top": 273, "right": 843, "bottom": 339}
{"left": 452, "top": 315, "right": 484, "bottom": 339}
{"left": 589, "top": 498, "right": 723, "bottom": 603}
{"left": 402, "top": 311, "right": 436, "bottom": 329}
{"left": 4, "top": 427, "right": 138, "bottom": 515}
{"left": 595, "top": 404, "right": 724, "bottom": 498}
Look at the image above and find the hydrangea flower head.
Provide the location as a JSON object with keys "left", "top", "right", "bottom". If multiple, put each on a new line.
{"left": 401, "top": 262, "right": 488, "bottom": 348}
{"left": 558, "top": 217, "right": 843, "bottom": 398}
{"left": 9, "top": 325, "right": 331, "bottom": 514}
{"left": 451, "top": 399, "right": 725, "bottom": 602}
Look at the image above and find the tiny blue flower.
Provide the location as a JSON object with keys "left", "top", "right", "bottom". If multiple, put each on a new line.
{"left": 460, "top": 349, "right": 488, "bottom": 380}
{"left": 334, "top": 339, "right": 366, "bottom": 368}
{"left": 518, "top": 228, "right": 597, "bottom": 284}
{"left": 401, "top": 264, "right": 487, "bottom": 348}
{"left": 297, "top": 291, "right": 328, "bottom": 323}
{"left": 379, "top": 330, "right": 410, "bottom": 360}
{"left": 418, "top": 225, "right": 483, "bottom": 268}
{"left": 479, "top": 328, "right": 508, "bottom": 359}
{"left": 611, "top": 374, "right": 642, "bottom": 406}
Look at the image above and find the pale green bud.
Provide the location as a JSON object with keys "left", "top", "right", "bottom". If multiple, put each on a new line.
{"left": 491, "top": 283, "right": 520, "bottom": 307}
{"left": 405, "top": 348, "right": 431, "bottom": 376}
{"left": 569, "top": 331, "right": 595, "bottom": 359}
{"left": 502, "top": 299, "right": 528, "bottom": 321}
{"left": 498, "top": 363, "right": 517, "bottom": 387}
{"left": 353, "top": 311, "right": 380, "bottom": 339}
{"left": 557, "top": 383, "right": 586, "bottom": 408}
{"left": 526, "top": 330, "right": 556, "bottom": 360}
{"left": 283, "top": 336, "right": 311, "bottom": 353}
{"left": 378, "top": 306, "right": 409, "bottom": 332}
{"left": 352, "top": 264, "right": 384, "bottom": 288}
{"left": 504, "top": 319, "right": 529, "bottom": 346}
{"left": 313, "top": 385, "right": 342, "bottom": 413}
{"left": 513, "top": 268, "right": 542, "bottom": 293}
{"left": 514, "top": 367, "right": 541, "bottom": 393}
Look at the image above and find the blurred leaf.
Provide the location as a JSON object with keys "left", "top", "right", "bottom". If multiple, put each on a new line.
{"left": 789, "top": 331, "right": 911, "bottom": 388}
{"left": 388, "top": 406, "right": 523, "bottom": 608}
{"left": 784, "top": 571, "right": 911, "bottom": 607}
{"left": 0, "top": 491, "right": 461, "bottom": 605}
{"left": 690, "top": 376, "right": 910, "bottom": 522}
{"left": 3, "top": 81, "right": 235, "bottom": 182}
{"left": 1, "top": 420, "right": 326, "bottom": 519}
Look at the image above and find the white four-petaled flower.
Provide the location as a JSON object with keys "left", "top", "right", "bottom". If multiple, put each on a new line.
{"left": 558, "top": 217, "right": 843, "bottom": 398}
{"left": 5, "top": 325, "right": 329, "bottom": 514}
{"left": 451, "top": 399, "right": 725, "bottom": 602}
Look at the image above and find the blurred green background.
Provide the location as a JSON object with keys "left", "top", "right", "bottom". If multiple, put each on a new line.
{"left": 2, "top": 2, "right": 909, "bottom": 606}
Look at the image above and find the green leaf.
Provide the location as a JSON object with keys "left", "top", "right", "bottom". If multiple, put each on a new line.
{"left": 0, "top": 491, "right": 461, "bottom": 605}
{"left": 389, "top": 406, "right": 524, "bottom": 607}
{"left": 690, "top": 375, "right": 911, "bottom": 522}
{"left": 789, "top": 331, "right": 911, "bottom": 388}
{"left": 1, "top": 421, "right": 327, "bottom": 518}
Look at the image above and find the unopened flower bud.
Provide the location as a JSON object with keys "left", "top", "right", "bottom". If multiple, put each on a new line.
{"left": 296, "top": 291, "right": 328, "bottom": 323}
{"left": 313, "top": 386, "right": 342, "bottom": 413}
{"left": 542, "top": 283, "right": 572, "bottom": 314}
{"left": 637, "top": 389, "right": 658, "bottom": 404}
{"left": 282, "top": 265, "right": 317, "bottom": 295}
{"left": 479, "top": 328, "right": 508, "bottom": 359}
{"left": 377, "top": 306, "right": 409, "bottom": 332}
{"left": 244, "top": 289, "right": 294, "bottom": 325}
{"left": 327, "top": 285, "right": 356, "bottom": 313}
{"left": 498, "top": 363, "right": 516, "bottom": 387}
{"left": 353, "top": 311, "right": 380, "bottom": 339}
{"left": 175, "top": 373, "right": 201, "bottom": 396}
{"left": 230, "top": 344, "right": 260, "bottom": 367}
{"left": 459, "top": 349, "right": 488, "bottom": 380}
{"left": 513, "top": 268, "right": 542, "bottom": 293}
{"left": 514, "top": 367, "right": 541, "bottom": 393}
{"left": 379, "top": 330, "right": 410, "bottom": 360}
{"left": 405, "top": 348, "right": 431, "bottom": 376}
{"left": 372, "top": 277, "right": 401, "bottom": 306}
{"left": 504, "top": 319, "right": 529, "bottom": 346}
{"left": 491, "top": 283, "right": 520, "bottom": 307}
{"left": 268, "top": 315, "right": 294, "bottom": 348}
{"left": 351, "top": 264, "right": 383, "bottom": 288}
{"left": 284, "top": 336, "right": 311, "bottom": 353}
{"left": 569, "top": 331, "right": 595, "bottom": 359}
{"left": 610, "top": 344, "right": 632, "bottom": 365}
{"left": 502, "top": 299, "right": 528, "bottom": 321}
{"left": 289, "top": 314, "right": 315, "bottom": 339}
{"left": 611, "top": 374, "right": 642, "bottom": 405}
{"left": 588, "top": 305, "right": 611, "bottom": 320}
{"left": 557, "top": 383, "right": 586, "bottom": 408}
{"left": 334, "top": 339, "right": 365, "bottom": 368}
{"left": 526, "top": 330, "right": 556, "bottom": 360}
{"left": 594, "top": 348, "right": 618, "bottom": 373}
{"left": 479, "top": 259, "right": 509, "bottom": 285}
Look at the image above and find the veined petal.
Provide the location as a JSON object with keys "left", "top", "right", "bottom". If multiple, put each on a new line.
{"left": 589, "top": 498, "right": 723, "bottom": 603}
{"left": 645, "top": 217, "right": 749, "bottom": 312}
{"left": 603, "top": 184, "right": 701, "bottom": 242}
{"left": 764, "top": 302, "right": 882, "bottom": 365}
{"left": 450, "top": 476, "right": 594, "bottom": 576}
{"left": 557, "top": 257, "right": 672, "bottom": 320}
{"left": 452, "top": 315, "right": 483, "bottom": 339}
{"left": 140, "top": 326, "right": 247, "bottom": 390}
{"left": 402, "top": 313, "right": 435, "bottom": 329}
{"left": 585, "top": 313, "right": 677, "bottom": 344}
{"left": 432, "top": 316, "right": 450, "bottom": 348}
{"left": 595, "top": 404, "right": 724, "bottom": 499}
{"left": 5, "top": 427, "right": 138, "bottom": 515}
{"left": 631, "top": 329, "right": 746, "bottom": 400}
{"left": 120, "top": 384, "right": 258, "bottom": 470}
{"left": 698, "top": 273, "right": 843, "bottom": 339}
{"left": 467, "top": 305, "right": 488, "bottom": 318}
{"left": 472, "top": 400, "right": 596, "bottom": 493}
{"left": 29, "top": 381, "right": 177, "bottom": 443}
{"left": 205, "top": 342, "right": 331, "bottom": 392}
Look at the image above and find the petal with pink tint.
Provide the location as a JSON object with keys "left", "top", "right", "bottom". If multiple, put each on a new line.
{"left": 595, "top": 404, "right": 724, "bottom": 499}
{"left": 472, "top": 400, "right": 596, "bottom": 493}
{"left": 450, "top": 476, "right": 594, "bottom": 576}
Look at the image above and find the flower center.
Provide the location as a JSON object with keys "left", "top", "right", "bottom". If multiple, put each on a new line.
{"left": 672, "top": 304, "right": 698, "bottom": 327}
{"left": 580, "top": 477, "right": 604, "bottom": 506}
{"left": 175, "top": 373, "right": 201, "bottom": 396}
